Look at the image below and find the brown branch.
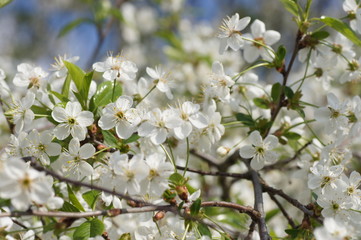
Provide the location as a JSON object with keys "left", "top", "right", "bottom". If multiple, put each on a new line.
{"left": 201, "top": 201, "right": 260, "bottom": 219}
{"left": 176, "top": 165, "right": 251, "bottom": 179}
{"left": 11, "top": 219, "right": 42, "bottom": 240}
{"left": 0, "top": 205, "right": 176, "bottom": 219}
{"left": 23, "top": 157, "right": 151, "bottom": 206}
{"left": 244, "top": 220, "right": 257, "bottom": 240}
{"left": 190, "top": 149, "right": 220, "bottom": 168}
{"left": 250, "top": 169, "right": 270, "bottom": 240}
{"left": 263, "top": 140, "right": 312, "bottom": 171}
{"left": 86, "top": 0, "right": 127, "bottom": 69}
{"left": 261, "top": 182, "right": 320, "bottom": 222}
{"left": 268, "top": 193, "right": 296, "bottom": 228}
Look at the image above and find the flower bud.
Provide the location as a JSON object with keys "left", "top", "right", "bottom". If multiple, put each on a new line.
{"left": 216, "top": 146, "right": 230, "bottom": 156}
{"left": 175, "top": 185, "right": 189, "bottom": 201}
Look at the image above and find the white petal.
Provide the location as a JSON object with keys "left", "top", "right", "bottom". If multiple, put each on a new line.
{"left": 249, "top": 131, "right": 262, "bottom": 146}
{"left": 98, "top": 115, "right": 116, "bottom": 130}
{"left": 243, "top": 46, "right": 260, "bottom": 63}
{"left": 264, "top": 135, "right": 278, "bottom": 149}
{"left": 236, "top": 16, "right": 251, "bottom": 31}
{"left": 46, "top": 143, "right": 62, "bottom": 156}
{"left": 239, "top": 145, "right": 255, "bottom": 158}
{"left": 69, "top": 138, "right": 80, "bottom": 155}
{"left": 150, "top": 128, "right": 167, "bottom": 145}
{"left": 116, "top": 96, "right": 133, "bottom": 111}
{"left": 228, "top": 35, "right": 243, "bottom": 51}
{"left": 115, "top": 121, "right": 135, "bottom": 139}
{"left": 77, "top": 111, "right": 93, "bottom": 127}
{"left": 52, "top": 107, "right": 67, "bottom": 123}
{"left": 251, "top": 19, "right": 265, "bottom": 37}
{"left": 250, "top": 155, "right": 264, "bottom": 171}
{"left": 66, "top": 102, "right": 82, "bottom": 117}
{"left": 264, "top": 30, "right": 281, "bottom": 45}
{"left": 71, "top": 125, "right": 87, "bottom": 140}
{"left": 212, "top": 61, "right": 224, "bottom": 75}
{"left": 146, "top": 67, "right": 158, "bottom": 79}
{"left": 79, "top": 143, "right": 95, "bottom": 159}
{"left": 189, "top": 113, "right": 208, "bottom": 128}
{"left": 54, "top": 124, "right": 70, "bottom": 140}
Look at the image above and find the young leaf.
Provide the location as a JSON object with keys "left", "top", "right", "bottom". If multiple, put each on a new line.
{"left": 253, "top": 98, "right": 270, "bottom": 109}
{"left": 61, "top": 73, "right": 72, "bottom": 98}
{"left": 320, "top": 16, "right": 361, "bottom": 47}
{"left": 190, "top": 198, "right": 201, "bottom": 216}
{"left": 82, "top": 190, "right": 100, "bottom": 210}
{"left": 60, "top": 201, "right": 80, "bottom": 213}
{"left": 89, "top": 81, "right": 123, "bottom": 112}
{"left": 271, "top": 83, "right": 282, "bottom": 102}
{"left": 235, "top": 112, "right": 254, "bottom": 127}
{"left": 73, "top": 219, "right": 104, "bottom": 240}
{"left": 67, "top": 184, "right": 85, "bottom": 212}
{"left": 284, "top": 131, "right": 301, "bottom": 140}
{"left": 123, "top": 134, "right": 140, "bottom": 144}
{"left": 102, "top": 130, "right": 119, "bottom": 148}
{"left": 265, "top": 208, "right": 280, "bottom": 222}
{"left": 198, "top": 223, "right": 212, "bottom": 237}
{"left": 49, "top": 90, "right": 70, "bottom": 103}
{"left": 169, "top": 172, "right": 185, "bottom": 186}
{"left": 311, "top": 31, "right": 329, "bottom": 40}
{"left": 279, "top": 0, "right": 299, "bottom": 17}
{"left": 58, "top": 18, "right": 95, "bottom": 38}
{"left": 0, "top": 0, "right": 12, "bottom": 8}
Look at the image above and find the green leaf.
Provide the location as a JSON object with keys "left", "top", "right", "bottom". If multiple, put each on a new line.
{"left": 108, "top": 7, "right": 125, "bottom": 22}
{"left": 0, "top": 0, "right": 12, "bottom": 8}
{"left": 312, "top": 192, "right": 318, "bottom": 200}
{"left": 61, "top": 73, "right": 72, "bottom": 98}
{"left": 102, "top": 130, "right": 119, "bottom": 147}
{"left": 73, "top": 219, "right": 104, "bottom": 240}
{"left": 169, "top": 172, "right": 185, "bottom": 186}
{"left": 64, "top": 61, "right": 85, "bottom": 94}
{"left": 284, "top": 131, "right": 301, "bottom": 140}
{"left": 49, "top": 90, "right": 70, "bottom": 103}
{"left": 311, "top": 31, "right": 329, "bottom": 40}
{"left": 235, "top": 113, "right": 254, "bottom": 127}
{"left": 123, "top": 134, "right": 140, "bottom": 144}
{"left": 89, "top": 81, "right": 123, "bottom": 112}
{"left": 157, "top": 31, "right": 182, "bottom": 50}
{"left": 82, "top": 190, "right": 100, "bottom": 210}
{"left": 58, "top": 18, "right": 94, "bottom": 38}
{"left": 271, "top": 83, "right": 282, "bottom": 102}
{"left": 60, "top": 201, "right": 80, "bottom": 213}
{"left": 31, "top": 105, "right": 51, "bottom": 118}
{"left": 198, "top": 223, "right": 212, "bottom": 237}
{"left": 190, "top": 198, "right": 201, "bottom": 216}
{"left": 276, "top": 45, "right": 287, "bottom": 61}
{"left": 279, "top": 0, "right": 299, "bottom": 17}
{"left": 253, "top": 98, "right": 270, "bottom": 109}
{"left": 319, "top": 16, "right": 361, "bottom": 47}
{"left": 284, "top": 86, "right": 294, "bottom": 99}
{"left": 119, "top": 233, "right": 131, "bottom": 240}
{"left": 67, "top": 185, "right": 85, "bottom": 212}
{"left": 265, "top": 208, "right": 280, "bottom": 222}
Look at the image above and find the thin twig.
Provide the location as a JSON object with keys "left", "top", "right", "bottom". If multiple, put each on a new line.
{"left": 201, "top": 201, "right": 260, "bottom": 219}
{"left": 268, "top": 193, "right": 296, "bottom": 228}
{"left": 244, "top": 221, "right": 257, "bottom": 240}
{"left": 176, "top": 165, "right": 251, "bottom": 179}
{"left": 263, "top": 140, "right": 312, "bottom": 171}
{"left": 23, "top": 157, "right": 151, "bottom": 206}
{"left": 190, "top": 149, "right": 220, "bottom": 168}
{"left": 0, "top": 206, "right": 176, "bottom": 219}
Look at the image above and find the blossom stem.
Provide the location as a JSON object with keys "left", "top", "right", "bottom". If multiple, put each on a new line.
{"left": 182, "top": 138, "right": 190, "bottom": 177}
{"left": 135, "top": 85, "right": 156, "bottom": 106}
{"left": 160, "top": 144, "right": 177, "bottom": 173}
{"left": 232, "top": 62, "right": 269, "bottom": 81}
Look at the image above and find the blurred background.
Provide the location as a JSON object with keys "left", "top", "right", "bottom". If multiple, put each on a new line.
{"left": 0, "top": 0, "right": 341, "bottom": 74}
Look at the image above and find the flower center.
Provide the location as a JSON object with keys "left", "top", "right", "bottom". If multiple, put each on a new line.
{"left": 149, "top": 169, "right": 159, "bottom": 181}
{"left": 20, "top": 173, "right": 32, "bottom": 191}
{"left": 67, "top": 117, "right": 77, "bottom": 125}
{"left": 321, "top": 176, "right": 331, "bottom": 188}
{"left": 253, "top": 37, "right": 265, "bottom": 49}
{"left": 255, "top": 146, "right": 265, "bottom": 156}
{"left": 115, "top": 111, "right": 125, "bottom": 120}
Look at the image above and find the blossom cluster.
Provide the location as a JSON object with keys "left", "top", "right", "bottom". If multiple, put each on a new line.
{"left": 1, "top": 0, "right": 361, "bottom": 239}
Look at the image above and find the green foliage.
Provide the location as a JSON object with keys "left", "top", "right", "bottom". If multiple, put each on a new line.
{"left": 284, "top": 228, "right": 315, "bottom": 240}
{"left": 0, "top": 0, "right": 12, "bottom": 8}
{"left": 265, "top": 208, "right": 280, "bottom": 222}
{"left": 310, "top": 31, "right": 329, "bottom": 40}
{"left": 73, "top": 218, "right": 105, "bottom": 240}
{"left": 67, "top": 184, "right": 85, "bottom": 212}
{"left": 198, "top": 223, "right": 212, "bottom": 237}
{"left": 89, "top": 80, "right": 123, "bottom": 113}
{"left": 190, "top": 198, "right": 201, "bottom": 216}
{"left": 102, "top": 130, "right": 119, "bottom": 148}
{"left": 82, "top": 190, "right": 100, "bottom": 210}
{"left": 60, "top": 201, "right": 81, "bottom": 213}
{"left": 235, "top": 112, "right": 255, "bottom": 127}
{"left": 63, "top": 61, "right": 93, "bottom": 109}
{"left": 271, "top": 83, "right": 282, "bottom": 102}
{"left": 279, "top": 0, "right": 299, "bottom": 17}
{"left": 320, "top": 16, "right": 361, "bottom": 47}
{"left": 119, "top": 233, "right": 132, "bottom": 240}
{"left": 253, "top": 97, "right": 271, "bottom": 109}
{"left": 58, "top": 18, "right": 95, "bottom": 38}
